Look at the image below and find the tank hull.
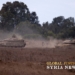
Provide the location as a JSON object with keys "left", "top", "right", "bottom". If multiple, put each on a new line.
{"left": 0, "top": 40, "right": 26, "bottom": 48}
{"left": 63, "top": 40, "right": 75, "bottom": 44}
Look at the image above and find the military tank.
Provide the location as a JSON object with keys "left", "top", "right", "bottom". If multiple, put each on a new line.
{"left": 63, "top": 39, "right": 75, "bottom": 44}
{"left": 0, "top": 34, "right": 26, "bottom": 47}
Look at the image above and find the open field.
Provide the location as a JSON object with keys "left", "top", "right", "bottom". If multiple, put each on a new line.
{"left": 0, "top": 45, "right": 75, "bottom": 75}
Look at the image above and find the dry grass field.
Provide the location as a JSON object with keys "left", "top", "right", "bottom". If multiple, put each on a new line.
{"left": 0, "top": 44, "right": 75, "bottom": 75}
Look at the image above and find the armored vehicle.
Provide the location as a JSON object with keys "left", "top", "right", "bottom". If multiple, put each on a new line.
{"left": 0, "top": 35, "right": 26, "bottom": 47}
{"left": 63, "top": 39, "right": 75, "bottom": 44}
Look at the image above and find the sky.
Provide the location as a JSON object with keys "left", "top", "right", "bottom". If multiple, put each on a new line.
{"left": 0, "top": 0, "right": 75, "bottom": 24}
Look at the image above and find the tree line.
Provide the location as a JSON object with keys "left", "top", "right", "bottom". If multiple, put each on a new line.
{"left": 0, "top": 1, "right": 39, "bottom": 30}
{"left": 42, "top": 16, "right": 75, "bottom": 38}
{"left": 0, "top": 1, "right": 75, "bottom": 39}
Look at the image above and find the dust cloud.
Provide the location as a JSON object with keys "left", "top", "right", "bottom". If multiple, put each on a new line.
{"left": 0, "top": 30, "right": 63, "bottom": 48}
{"left": 25, "top": 38, "right": 63, "bottom": 48}
{"left": 0, "top": 22, "right": 64, "bottom": 48}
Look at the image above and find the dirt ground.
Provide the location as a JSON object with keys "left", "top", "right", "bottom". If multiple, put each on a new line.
{"left": 0, "top": 44, "right": 75, "bottom": 75}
